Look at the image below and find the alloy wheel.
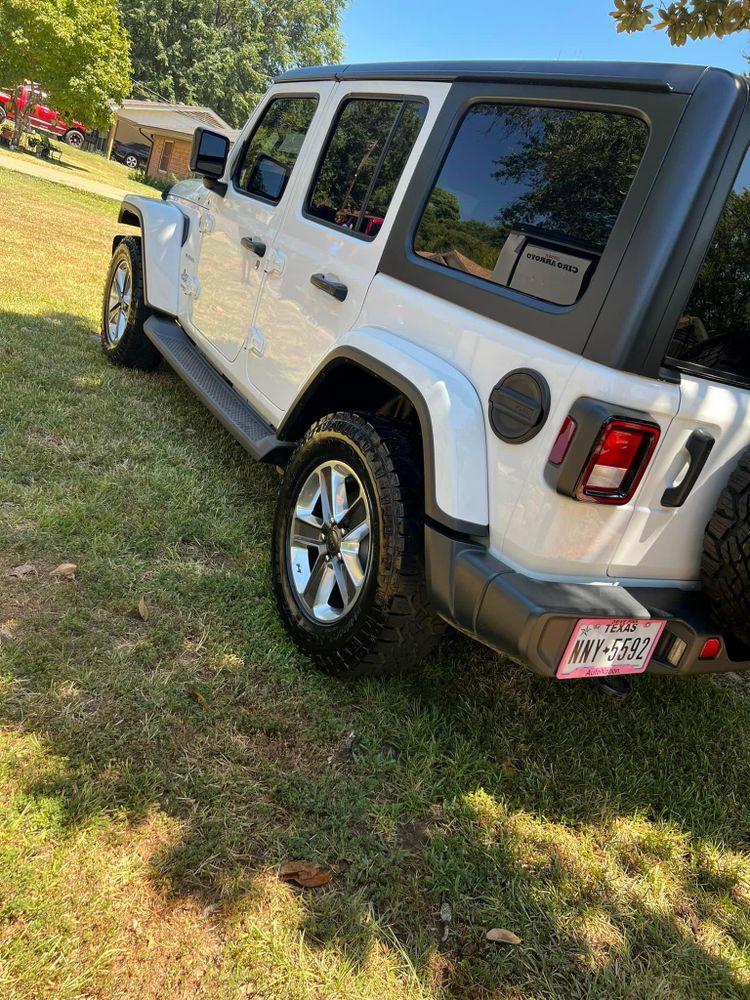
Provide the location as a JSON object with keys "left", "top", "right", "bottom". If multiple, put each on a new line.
{"left": 106, "top": 260, "right": 132, "bottom": 346}
{"left": 287, "top": 459, "right": 372, "bottom": 623}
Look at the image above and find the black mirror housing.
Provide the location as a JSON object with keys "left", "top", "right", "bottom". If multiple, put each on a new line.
{"left": 190, "top": 127, "right": 230, "bottom": 193}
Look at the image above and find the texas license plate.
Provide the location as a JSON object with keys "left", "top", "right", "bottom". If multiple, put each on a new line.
{"left": 556, "top": 618, "right": 667, "bottom": 679}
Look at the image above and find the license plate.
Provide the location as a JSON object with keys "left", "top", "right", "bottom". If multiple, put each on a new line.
{"left": 556, "top": 618, "right": 667, "bottom": 679}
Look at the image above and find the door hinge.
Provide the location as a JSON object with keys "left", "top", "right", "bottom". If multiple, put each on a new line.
{"left": 264, "top": 248, "right": 285, "bottom": 276}
{"left": 180, "top": 269, "right": 200, "bottom": 299}
{"left": 198, "top": 211, "right": 215, "bottom": 234}
{"left": 246, "top": 327, "right": 265, "bottom": 356}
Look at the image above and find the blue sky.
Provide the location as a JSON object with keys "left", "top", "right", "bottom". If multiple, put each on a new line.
{"left": 342, "top": 0, "right": 748, "bottom": 73}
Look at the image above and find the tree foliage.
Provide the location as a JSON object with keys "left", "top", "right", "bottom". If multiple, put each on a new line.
{"left": 610, "top": 0, "right": 750, "bottom": 44}
{"left": 493, "top": 108, "right": 648, "bottom": 246}
{"left": 120, "top": 0, "right": 347, "bottom": 128}
{"left": 0, "top": 0, "right": 131, "bottom": 132}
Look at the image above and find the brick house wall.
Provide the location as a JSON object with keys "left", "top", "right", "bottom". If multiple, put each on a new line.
{"left": 146, "top": 134, "right": 194, "bottom": 181}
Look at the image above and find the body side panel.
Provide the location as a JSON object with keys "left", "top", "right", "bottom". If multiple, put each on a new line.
{"left": 120, "top": 194, "right": 184, "bottom": 316}
{"left": 280, "top": 325, "right": 490, "bottom": 532}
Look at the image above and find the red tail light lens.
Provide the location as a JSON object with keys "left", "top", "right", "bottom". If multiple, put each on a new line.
{"left": 576, "top": 419, "right": 660, "bottom": 505}
{"left": 549, "top": 416, "right": 578, "bottom": 465}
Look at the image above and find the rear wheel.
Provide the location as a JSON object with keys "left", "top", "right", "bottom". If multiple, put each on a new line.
{"left": 100, "top": 237, "right": 161, "bottom": 371}
{"left": 272, "top": 412, "right": 443, "bottom": 677}
{"left": 124, "top": 154, "right": 139, "bottom": 169}
{"left": 64, "top": 128, "right": 84, "bottom": 148}
{"left": 702, "top": 446, "right": 750, "bottom": 645}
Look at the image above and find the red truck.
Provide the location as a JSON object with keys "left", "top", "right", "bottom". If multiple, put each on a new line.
{"left": 0, "top": 84, "right": 88, "bottom": 147}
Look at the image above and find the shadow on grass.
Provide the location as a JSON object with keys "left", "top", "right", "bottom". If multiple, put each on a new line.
{"left": 2, "top": 308, "right": 749, "bottom": 998}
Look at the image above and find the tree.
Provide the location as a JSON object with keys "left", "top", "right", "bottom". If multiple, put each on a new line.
{"left": 610, "top": 0, "right": 750, "bottom": 44}
{"left": 120, "top": 0, "right": 347, "bottom": 129}
{"left": 0, "top": 0, "right": 131, "bottom": 144}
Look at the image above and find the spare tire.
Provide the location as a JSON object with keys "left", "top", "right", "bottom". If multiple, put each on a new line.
{"left": 701, "top": 446, "right": 750, "bottom": 644}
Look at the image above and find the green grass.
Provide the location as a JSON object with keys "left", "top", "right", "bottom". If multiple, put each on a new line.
{"left": 0, "top": 141, "right": 159, "bottom": 198}
{"left": 1, "top": 163, "right": 749, "bottom": 999}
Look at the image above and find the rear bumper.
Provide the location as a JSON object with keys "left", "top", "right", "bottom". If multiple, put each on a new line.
{"left": 425, "top": 524, "right": 750, "bottom": 677}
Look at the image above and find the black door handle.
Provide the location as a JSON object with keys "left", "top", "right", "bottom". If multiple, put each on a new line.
{"left": 241, "top": 236, "right": 266, "bottom": 258}
{"left": 661, "top": 428, "right": 715, "bottom": 508}
{"left": 310, "top": 273, "right": 347, "bottom": 302}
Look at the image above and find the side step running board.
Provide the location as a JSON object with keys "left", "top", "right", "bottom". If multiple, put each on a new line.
{"left": 144, "top": 315, "right": 292, "bottom": 463}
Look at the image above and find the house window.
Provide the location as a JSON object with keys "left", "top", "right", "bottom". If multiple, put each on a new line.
{"left": 307, "top": 98, "right": 427, "bottom": 240}
{"left": 413, "top": 104, "right": 649, "bottom": 306}
{"left": 158, "top": 140, "right": 173, "bottom": 173}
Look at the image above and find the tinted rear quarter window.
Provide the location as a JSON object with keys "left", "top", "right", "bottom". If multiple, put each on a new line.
{"left": 235, "top": 97, "right": 318, "bottom": 203}
{"left": 307, "top": 98, "right": 426, "bottom": 239}
{"left": 665, "top": 148, "right": 750, "bottom": 386}
{"left": 413, "top": 104, "right": 649, "bottom": 306}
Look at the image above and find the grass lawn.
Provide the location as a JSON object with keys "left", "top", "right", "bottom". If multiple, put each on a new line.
{"left": 0, "top": 141, "right": 159, "bottom": 199}
{"left": 1, "top": 164, "right": 750, "bottom": 1000}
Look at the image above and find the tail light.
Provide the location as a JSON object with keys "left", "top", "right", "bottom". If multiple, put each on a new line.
{"left": 575, "top": 419, "right": 660, "bottom": 505}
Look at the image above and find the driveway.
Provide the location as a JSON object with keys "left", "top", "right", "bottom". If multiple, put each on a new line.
{"left": 0, "top": 147, "right": 131, "bottom": 201}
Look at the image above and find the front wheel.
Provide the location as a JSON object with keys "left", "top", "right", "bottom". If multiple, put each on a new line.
{"left": 124, "top": 154, "right": 139, "bottom": 169}
{"left": 100, "top": 237, "right": 161, "bottom": 371}
{"left": 272, "top": 412, "right": 443, "bottom": 677}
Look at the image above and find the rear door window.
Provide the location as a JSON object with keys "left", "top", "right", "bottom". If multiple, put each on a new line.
{"left": 235, "top": 96, "right": 318, "bottom": 204}
{"left": 413, "top": 104, "right": 649, "bottom": 306}
{"left": 665, "top": 148, "right": 750, "bottom": 386}
{"left": 307, "top": 98, "right": 426, "bottom": 239}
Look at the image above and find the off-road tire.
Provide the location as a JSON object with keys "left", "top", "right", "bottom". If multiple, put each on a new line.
{"left": 101, "top": 237, "right": 162, "bottom": 371}
{"left": 702, "top": 446, "right": 750, "bottom": 645}
{"left": 0, "top": 107, "right": 6, "bottom": 124}
{"left": 272, "top": 412, "right": 443, "bottom": 677}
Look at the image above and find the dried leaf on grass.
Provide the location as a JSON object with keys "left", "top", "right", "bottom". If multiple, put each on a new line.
{"left": 502, "top": 756, "right": 516, "bottom": 776}
{"left": 486, "top": 927, "right": 522, "bottom": 945}
{"left": 49, "top": 562, "right": 77, "bottom": 579}
{"left": 136, "top": 596, "right": 149, "bottom": 621}
{"left": 278, "top": 861, "right": 332, "bottom": 888}
{"left": 189, "top": 686, "right": 210, "bottom": 710}
{"left": 8, "top": 563, "right": 37, "bottom": 578}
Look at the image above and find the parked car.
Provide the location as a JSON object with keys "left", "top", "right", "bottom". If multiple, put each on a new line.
{"left": 0, "top": 84, "right": 88, "bottom": 147}
{"left": 111, "top": 139, "right": 151, "bottom": 171}
{"left": 99, "top": 60, "right": 750, "bottom": 685}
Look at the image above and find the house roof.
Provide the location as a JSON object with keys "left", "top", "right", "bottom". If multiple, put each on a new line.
{"left": 117, "top": 100, "right": 240, "bottom": 142}
{"left": 275, "top": 60, "right": 738, "bottom": 96}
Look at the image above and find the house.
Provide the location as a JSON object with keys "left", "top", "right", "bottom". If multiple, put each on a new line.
{"left": 108, "top": 100, "right": 240, "bottom": 180}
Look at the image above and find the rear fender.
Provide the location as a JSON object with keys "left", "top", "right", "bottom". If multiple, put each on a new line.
{"left": 281, "top": 329, "right": 489, "bottom": 536}
{"left": 114, "top": 194, "right": 186, "bottom": 316}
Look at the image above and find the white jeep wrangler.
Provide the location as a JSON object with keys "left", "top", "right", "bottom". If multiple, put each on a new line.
{"left": 101, "top": 60, "right": 750, "bottom": 685}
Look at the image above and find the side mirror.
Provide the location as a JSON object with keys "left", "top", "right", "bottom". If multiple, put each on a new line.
{"left": 190, "top": 127, "right": 230, "bottom": 194}
{"left": 245, "top": 153, "right": 290, "bottom": 202}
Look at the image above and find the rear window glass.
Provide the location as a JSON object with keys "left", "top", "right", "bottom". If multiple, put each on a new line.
{"left": 413, "top": 104, "right": 649, "bottom": 306}
{"left": 307, "top": 98, "right": 426, "bottom": 239}
{"left": 665, "top": 149, "right": 750, "bottom": 385}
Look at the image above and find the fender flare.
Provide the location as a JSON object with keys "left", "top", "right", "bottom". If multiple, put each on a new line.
{"left": 280, "top": 329, "right": 489, "bottom": 536}
{"left": 114, "top": 195, "right": 187, "bottom": 317}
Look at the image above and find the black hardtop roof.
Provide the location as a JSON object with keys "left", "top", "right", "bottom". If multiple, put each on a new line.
{"left": 275, "top": 60, "right": 740, "bottom": 95}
